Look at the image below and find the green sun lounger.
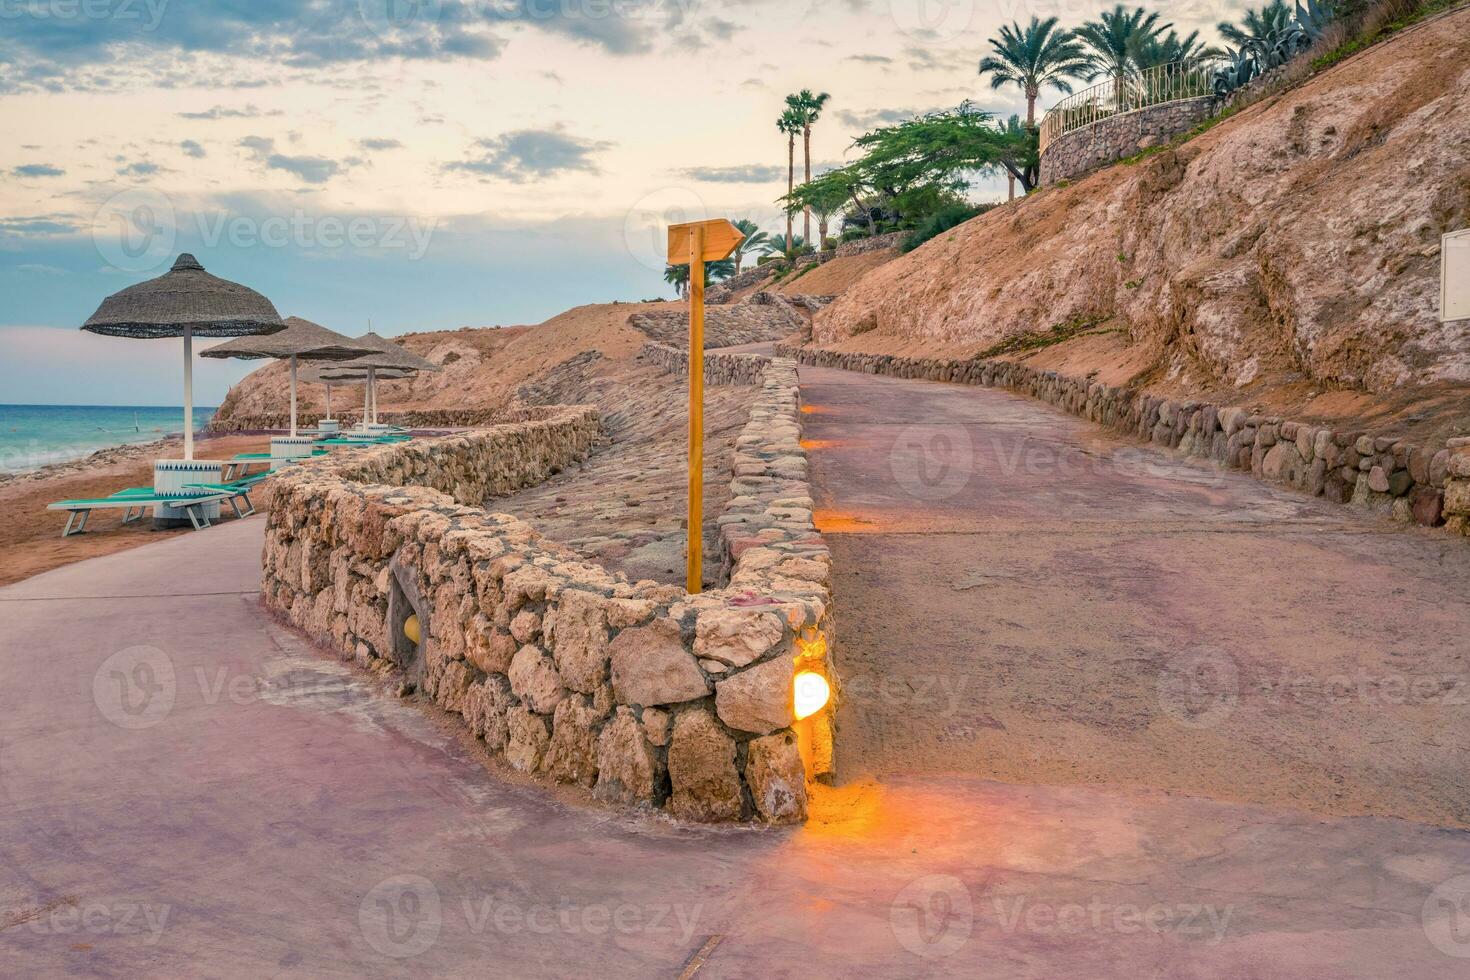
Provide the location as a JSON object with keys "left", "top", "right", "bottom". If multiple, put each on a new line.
{"left": 47, "top": 489, "right": 234, "bottom": 537}
{"left": 182, "top": 472, "right": 270, "bottom": 518}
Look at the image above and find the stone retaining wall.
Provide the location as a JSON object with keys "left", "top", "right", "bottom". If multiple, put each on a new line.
{"left": 1039, "top": 96, "right": 1218, "bottom": 186}
{"left": 262, "top": 368, "right": 835, "bottom": 824}
{"left": 835, "top": 232, "right": 905, "bottom": 257}
{"left": 708, "top": 264, "right": 778, "bottom": 304}
{"left": 207, "top": 405, "right": 563, "bottom": 433}
{"left": 630, "top": 302, "right": 802, "bottom": 349}
{"left": 780, "top": 344, "right": 1467, "bottom": 533}
{"left": 639, "top": 342, "right": 772, "bottom": 386}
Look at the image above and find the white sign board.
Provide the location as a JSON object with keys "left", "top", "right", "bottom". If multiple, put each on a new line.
{"left": 1444, "top": 229, "right": 1470, "bottom": 323}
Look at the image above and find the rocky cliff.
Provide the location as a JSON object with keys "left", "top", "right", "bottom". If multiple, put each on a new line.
{"left": 814, "top": 6, "right": 1470, "bottom": 396}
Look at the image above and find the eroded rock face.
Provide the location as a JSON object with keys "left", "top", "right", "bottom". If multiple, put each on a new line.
{"left": 815, "top": 9, "right": 1470, "bottom": 393}
{"left": 594, "top": 707, "right": 662, "bottom": 805}
{"left": 745, "top": 731, "right": 808, "bottom": 824}
{"left": 667, "top": 709, "right": 744, "bottom": 822}
{"left": 506, "top": 706, "right": 550, "bottom": 772}
{"left": 694, "top": 607, "right": 785, "bottom": 669}
{"left": 609, "top": 619, "right": 711, "bottom": 707}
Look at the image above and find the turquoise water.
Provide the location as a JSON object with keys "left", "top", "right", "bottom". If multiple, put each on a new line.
{"left": 0, "top": 405, "right": 217, "bottom": 474}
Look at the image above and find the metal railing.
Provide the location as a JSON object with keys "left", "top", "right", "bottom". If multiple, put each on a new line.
{"left": 1039, "top": 60, "right": 1216, "bottom": 153}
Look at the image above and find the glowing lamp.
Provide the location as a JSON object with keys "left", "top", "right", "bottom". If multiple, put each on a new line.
{"left": 793, "top": 671, "right": 831, "bottom": 720}
{"left": 403, "top": 614, "right": 421, "bottom": 646}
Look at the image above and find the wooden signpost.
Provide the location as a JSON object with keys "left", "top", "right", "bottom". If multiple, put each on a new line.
{"left": 668, "top": 218, "right": 745, "bottom": 594}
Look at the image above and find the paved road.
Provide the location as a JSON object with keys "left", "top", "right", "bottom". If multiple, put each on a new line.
{"left": 2, "top": 378, "right": 1470, "bottom": 976}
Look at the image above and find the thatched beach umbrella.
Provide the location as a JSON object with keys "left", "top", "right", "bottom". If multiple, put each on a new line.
{"left": 327, "top": 332, "right": 441, "bottom": 428}
{"left": 200, "top": 316, "right": 375, "bottom": 437}
{"left": 301, "top": 363, "right": 411, "bottom": 428}
{"left": 82, "top": 253, "right": 285, "bottom": 461}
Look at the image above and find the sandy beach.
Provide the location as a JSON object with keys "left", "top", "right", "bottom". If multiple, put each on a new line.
{"left": 0, "top": 433, "right": 273, "bottom": 587}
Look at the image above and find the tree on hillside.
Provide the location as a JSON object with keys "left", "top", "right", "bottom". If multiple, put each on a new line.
{"left": 1076, "top": 4, "right": 1171, "bottom": 103}
{"left": 1219, "top": 0, "right": 1310, "bottom": 68}
{"left": 783, "top": 166, "right": 876, "bottom": 238}
{"left": 776, "top": 108, "right": 805, "bottom": 257}
{"left": 730, "top": 218, "right": 771, "bottom": 274}
{"left": 766, "top": 234, "right": 807, "bottom": 258}
{"left": 849, "top": 101, "right": 1040, "bottom": 198}
{"left": 785, "top": 89, "right": 832, "bottom": 247}
{"left": 978, "top": 17, "right": 1091, "bottom": 201}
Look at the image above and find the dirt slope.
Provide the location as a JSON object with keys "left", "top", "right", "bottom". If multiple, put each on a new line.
{"left": 816, "top": 7, "right": 1470, "bottom": 395}
{"left": 778, "top": 248, "right": 898, "bottom": 297}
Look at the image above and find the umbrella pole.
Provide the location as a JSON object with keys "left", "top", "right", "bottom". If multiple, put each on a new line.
{"left": 183, "top": 326, "right": 194, "bottom": 461}
{"left": 325, "top": 384, "right": 332, "bottom": 421}
{"left": 289, "top": 354, "right": 298, "bottom": 437}
{"left": 364, "top": 369, "right": 372, "bottom": 427}
{"left": 370, "top": 368, "right": 377, "bottom": 426}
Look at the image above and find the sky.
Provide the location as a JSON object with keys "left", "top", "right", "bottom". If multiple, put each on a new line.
{"left": 0, "top": 0, "right": 1249, "bottom": 405}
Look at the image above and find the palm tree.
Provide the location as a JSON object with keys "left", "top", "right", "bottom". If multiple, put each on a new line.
{"left": 776, "top": 108, "right": 805, "bottom": 257}
{"left": 730, "top": 218, "right": 771, "bottom": 274}
{"left": 1129, "top": 29, "right": 1218, "bottom": 69}
{"left": 978, "top": 17, "right": 1092, "bottom": 128}
{"left": 664, "top": 258, "right": 735, "bottom": 298}
{"left": 767, "top": 234, "right": 806, "bottom": 257}
{"left": 1000, "top": 114, "right": 1029, "bottom": 201}
{"left": 1076, "top": 5, "right": 1171, "bottom": 106}
{"left": 785, "top": 89, "right": 831, "bottom": 247}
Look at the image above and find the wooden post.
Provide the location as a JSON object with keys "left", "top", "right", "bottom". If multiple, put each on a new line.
{"left": 687, "top": 223, "right": 706, "bottom": 594}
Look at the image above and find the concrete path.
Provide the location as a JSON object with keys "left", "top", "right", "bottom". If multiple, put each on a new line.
{"left": 2, "top": 384, "right": 1469, "bottom": 975}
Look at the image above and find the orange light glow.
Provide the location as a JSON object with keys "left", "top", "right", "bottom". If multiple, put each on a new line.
{"left": 794, "top": 671, "right": 831, "bottom": 720}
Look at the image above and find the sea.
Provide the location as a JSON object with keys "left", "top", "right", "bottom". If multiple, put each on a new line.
{"left": 0, "top": 405, "right": 218, "bottom": 474}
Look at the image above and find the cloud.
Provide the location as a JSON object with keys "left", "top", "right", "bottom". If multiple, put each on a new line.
{"left": 846, "top": 53, "right": 894, "bottom": 65}
{"left": 677, "top": 164, "right": 786, "bottom": 184}
{"left": 239, "top": 136, "right": 347, "bottom": 184}
{"left": 12, "top": 164, "right": 65, "bottom": 178}
{"left": 359, "top": 138, "right": 404, "bottom": 152}
{"left": 178, "top": 104, "right": 283, "bottom": 121}
{"left": 181, "top": 140, "right": 206, "bottom": 159}
{"left": 0, "top": 1, "right": 684, "bottom": 92}
{"left": 116, "top": 161, "right": 161, "bottom": 177}
{"left": 835, "top": 107, "right": 925, "bottom": 130}
{"left": 443, "top": 127, "right": 611, "bottom": 183}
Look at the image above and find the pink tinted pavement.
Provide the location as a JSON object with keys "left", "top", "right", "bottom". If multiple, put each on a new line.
{"left": 0, "top": 366, "right": 1467, "bottom": 976}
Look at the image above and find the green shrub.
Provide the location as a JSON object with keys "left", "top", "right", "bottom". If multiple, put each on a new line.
{"left": 900, "top": 203, "right": 995, "bottom": 254}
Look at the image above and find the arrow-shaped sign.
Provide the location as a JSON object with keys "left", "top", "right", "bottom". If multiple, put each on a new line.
{"left": 668, "top": 219, "right": 745, "bottom": 265}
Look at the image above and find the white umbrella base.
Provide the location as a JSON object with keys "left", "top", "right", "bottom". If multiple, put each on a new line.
{"left": 270, "top": 436, "right": 317, "bottom": 471}
{"left": 153, "top": 459, "right": 224, "bottom": 528}
{"left": 316, "top": 419, "right": 341, "bottom": 435}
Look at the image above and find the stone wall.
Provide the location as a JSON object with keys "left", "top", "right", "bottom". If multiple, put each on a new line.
{"left": 261, "top": 369, "right": 836, "bottom": 824}
{"left": 207, "top": 405, "right": 565, "bottom": 433}
{"left": 780, "top": 344, "right": 1463, "bottom": 533}
{"left": 639, "top": 342, "right": 772, "bottom": 386}
{"left": 629, "top": 302, "right": 802, "bottom": 349}
{"left": 1039, "top": 96, "right": 1218, "bottom": 186}
{"left": 708, "top": 264, "right": 778, "bottom": 304}
{"left": 835, "top": 232, "right": 905, "bottom": 257}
